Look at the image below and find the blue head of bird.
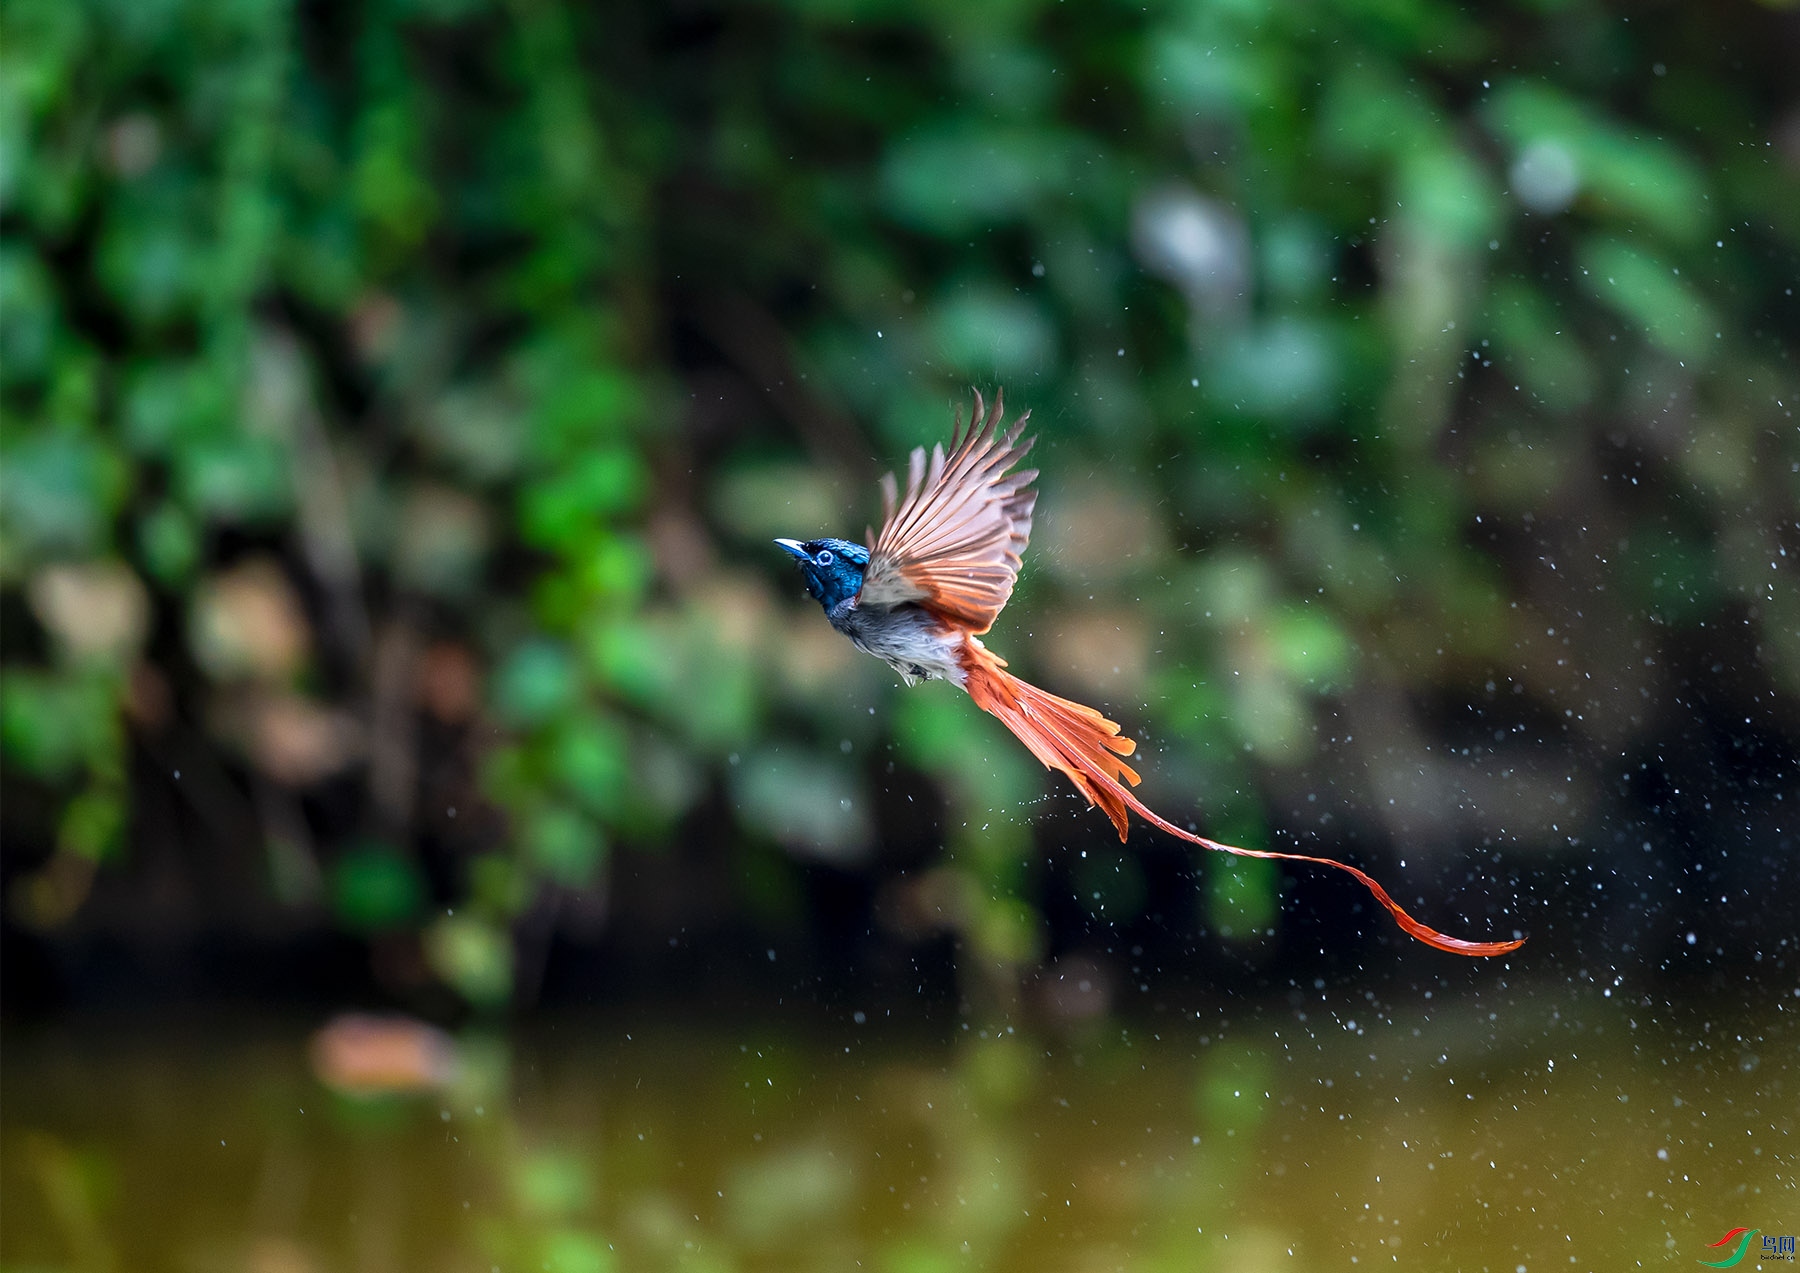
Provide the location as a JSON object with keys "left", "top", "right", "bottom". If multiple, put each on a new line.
{"left": 775, "top": 537, "right": 868, "bottom": 611}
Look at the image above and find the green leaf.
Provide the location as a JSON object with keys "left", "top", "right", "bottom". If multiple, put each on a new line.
{"left": 331, "top": 842, "right": 424, "bottom": 932}
{"left": 894, "top": 688, "right": 1040, "bottom": 829}
{"left": 352, "top": 101, "right": 439, "bottom": 246}
{"left": 121, "top": 359, "right": 229, "bottom": 456}
{"left": 1397, "top": 143, "right": 1500, "bottom": 249}
{"left": 136, "top": 502, "right": 200, "bottom": 585}
{"left": 530, "top": 367, "right": 643, "bottom": 462}
{"left": 0, "top": 433, "right": 129, "bottom": 562}
{"left": 177, "top": 435, "right": 293, "bottom": 523}
{"left": 1268, "top": 605, "right": 1352, "bottom": 689}
{"left": 519, "top": 449, "right": 646, "bottom": 549}
{"left": 732, "top": 749, "right": 872, "bottom": 864}
{"left": 94, "top": 187, "right": 206, "bottom": 325}
{"left": 424, "top": 913, "right": 514, "bottom": 1008}
{"left": 523, "top": 803, "right": 606, "bottom": 887}
{"left": 1317, "top": 63, "right": 1440, "bottom": 164}
{"left": 470, "top": 853, "right": 535, "bottom": 917}
{"left": 576, "top": 533, "right": 651, "bottom": 605}
{"left": 0, "top": 669, "right": 117, "bottom": 780}
{"left": 1578, "top": 236, "right": 1717, "bottom": 362}
{"left": 492, "top": 640, "right": 576, "bottom": 727}
{"left": 932, "top": 287, "right": 1056, "bottom": 379}
{"left": 1147, "top": 33, "right": 1281, "bottom": 121}
{"left": 1208, "top": 318, "right": 1340, "bottom": 424}
{"left": 881, "top": 124, "right": 1074, "bottom": 234}
{"left": 1484, "top": 281, "right": 1594, "bottom": 410}
{"left": 551, "top": 717, "right": 627, "bottom": 815}
{"left": 1486, "top": 82, "right": 1709, "bottom": 240}
{"left": 59, "top": 786, "right": 125, "bottom": 861}
{"left": 420, "top": 386, "right": 526, "bottom": 482}
{"left": 0, "top": 246, "right": 56, "bottom": 382}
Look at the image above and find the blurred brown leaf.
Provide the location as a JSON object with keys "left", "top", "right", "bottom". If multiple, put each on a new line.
{"left": 309, "top": 1013, "right": 458, "bottom": 1095}
{"left": 191, "top": 560, "right": 311, "bottom": 682}
{"left": 248, "top": 693, "right": 362, "bottom": 787}
{"left": 416, "top": 641, "right": 481, "bottom": 725}
{"left": 28, "top": 560, "right": 150, "bottom": 665}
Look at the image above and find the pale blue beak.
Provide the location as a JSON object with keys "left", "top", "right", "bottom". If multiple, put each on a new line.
{"left": 773, "top": 538, "right": 809, "bottom": 561}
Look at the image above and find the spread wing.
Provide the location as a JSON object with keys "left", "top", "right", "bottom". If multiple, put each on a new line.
{"left": 858, "top": 389, "right": 1037, "bottom": 634}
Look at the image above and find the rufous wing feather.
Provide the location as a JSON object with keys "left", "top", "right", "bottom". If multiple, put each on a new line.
{"left": 859, "top": 390, "right": 1038, "bottom": 634}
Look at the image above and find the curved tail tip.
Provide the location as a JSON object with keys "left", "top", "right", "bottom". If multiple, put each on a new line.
{"left": 1419, "top": 933, "right": 1526, "bottom": 957}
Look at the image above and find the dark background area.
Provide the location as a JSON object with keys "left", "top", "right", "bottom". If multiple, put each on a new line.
{"left": 4, "top": 0, "right": 1798, "bottom": 1026}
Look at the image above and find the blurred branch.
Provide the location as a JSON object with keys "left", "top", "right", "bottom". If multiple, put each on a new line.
{"left": 369, "top": 615, "right": 420, "bottom": 838}
{"left": 256, "top": 330, "right": 372, "bottom": 668}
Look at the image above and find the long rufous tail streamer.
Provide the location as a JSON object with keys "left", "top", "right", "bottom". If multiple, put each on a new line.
{"left": 961, "top": 641, "right": 1524, "bottom": 957}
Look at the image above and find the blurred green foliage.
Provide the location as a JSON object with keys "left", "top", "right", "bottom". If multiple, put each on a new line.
{"left": 2, "top": 0, "right": 1795, "bottom": 1006}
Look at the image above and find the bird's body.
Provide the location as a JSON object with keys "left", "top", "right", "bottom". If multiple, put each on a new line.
{"left": 836, "top": 601, "right": 969, "bottom": 687}
{"left": 777, "top": 391, "right": 1522, "bottom": 958}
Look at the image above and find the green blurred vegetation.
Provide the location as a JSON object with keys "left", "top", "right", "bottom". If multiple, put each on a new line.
{"left": 2, "top": 0, "right": 1796, "bottom": 1009}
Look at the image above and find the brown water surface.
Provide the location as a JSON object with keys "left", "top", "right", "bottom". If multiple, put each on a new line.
{"left": 3, "top": 981, "right": 1793, "bottom": 1271}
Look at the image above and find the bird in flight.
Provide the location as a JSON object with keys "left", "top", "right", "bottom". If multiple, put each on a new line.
{"left": 776, "top": 391, "right": 1523, "bottom": 957}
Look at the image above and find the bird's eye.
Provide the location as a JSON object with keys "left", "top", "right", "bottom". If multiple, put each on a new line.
{"left": 816, "top": 549, "right": 834, "bottom": 565}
